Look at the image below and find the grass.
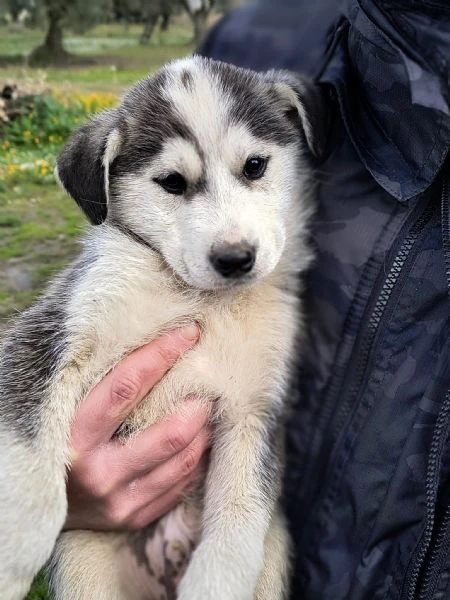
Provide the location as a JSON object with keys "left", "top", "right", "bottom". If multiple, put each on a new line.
{"left": 0, "top": 181, "right": 84, "bottom": 330}
{"left": 0, "top": 21, "right": 196, "bottom": 91}
{"left": 0, "top": 19, "right": 199, "bottom": 598}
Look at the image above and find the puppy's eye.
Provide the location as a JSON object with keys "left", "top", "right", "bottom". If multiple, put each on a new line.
{"left": 154, "top": 173, "right": 187, "bottom": 195}
{"left": 243, "top": 156, "right": 268, "bottom": 180}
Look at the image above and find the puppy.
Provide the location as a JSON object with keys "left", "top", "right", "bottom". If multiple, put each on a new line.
{"left": 0, "top": 56, "right": 327, "bottom": 599}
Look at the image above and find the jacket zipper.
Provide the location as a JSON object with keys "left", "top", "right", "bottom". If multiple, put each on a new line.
{"left": 329, "top": 201, "right": 435, "bottom": 444}
{"left": 404, "top": 177, "right": 450, "bottom": 600}
{"left": 299, "top": 195, "right": 436, "bottom": 574}
{"left": 421, "top": 498, "right": 450, "bottom": 600}
{"left": 405, "top": 390, "right": 450, "bottom": 600}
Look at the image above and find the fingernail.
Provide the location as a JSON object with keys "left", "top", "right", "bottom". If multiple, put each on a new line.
{"left": 180, "top": 323, "right": 200, "bottom": 342}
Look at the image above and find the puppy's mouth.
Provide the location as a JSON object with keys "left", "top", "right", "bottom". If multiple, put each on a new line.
{"left": 209, "top": 273, "right": 258, "bottom": 291}
{"left": 180, "top": 256, "right": 260, "bottom": 292}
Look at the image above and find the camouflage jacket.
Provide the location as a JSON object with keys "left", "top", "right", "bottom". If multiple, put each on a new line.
{"left": 199, "top": 1, "right": 450, "bottom": 599}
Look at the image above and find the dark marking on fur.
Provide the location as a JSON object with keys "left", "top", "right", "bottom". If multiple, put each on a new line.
{"left": 161, "top": 541, "right": 177, "bottom": 600}
{"left": 265, "top": 69, "right": 332, "bottom": 158}
{"left": 57, "top": 109, "right": 119, "bottom": 225}
{"left": 110, "top": 70, "right": 196, "bottom": 181}
{"left": 127, "top": 522, "right": 158, "bottom": 577}
{"left": 126, "top": 522, "right": 195, "bottom": 599}
{"left": 208, "top": 60, "right": 298, "bottom": 147}
{"left": 180, "top": 69, "right": 194, "bottom": 91}
{"left": 184, "top": 177, "right": 207, "bottom": 202}
{"left": 108, "top": 218, "right": 162, "bottom": 257}
{"left": 0, "top": 254, "right": 94, "bottom": 438}
{"left": 0, "top": 291, "right": 67, "bottom": 438}
{"left": 207, "top": 58, "right": 329, "bottom": 156}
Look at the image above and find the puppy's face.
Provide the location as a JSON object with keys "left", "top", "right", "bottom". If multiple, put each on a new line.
{"left": 57, "top": 57, "right": 328, "bottom": 290}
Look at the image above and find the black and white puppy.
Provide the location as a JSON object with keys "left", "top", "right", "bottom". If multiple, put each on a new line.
{"left": 0, "top": 56, "right": 327, "bottom": 600}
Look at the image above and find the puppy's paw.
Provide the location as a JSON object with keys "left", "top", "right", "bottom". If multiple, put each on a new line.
{"left": 177, "top": 540, "right": 260, "bottom": 600}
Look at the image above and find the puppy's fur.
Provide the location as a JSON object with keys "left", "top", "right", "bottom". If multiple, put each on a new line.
{"left": 0, "top": 56, "right": 327, "bottom": 599}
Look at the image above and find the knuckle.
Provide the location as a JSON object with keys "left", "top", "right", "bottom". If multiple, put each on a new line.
{"left": 163, "top": 428, "right": 188, "bottom": 455}
{"left": 126, "top": 479, "right": 144, "bottom": 504}
{"left": 110, "top": 371, "right": 141, "bottom": 408}
{"left": 105, "top": 501, "right": 130, "bottom": 528}
{"left": 180, "top": 447, "right": 199, "bottom": 476}
{"left": 153, "top": 342, "right": 180, "bottom": 367}
{"left": 82, "top": 457, "right": 115, "bottom": 500}
{"left": 89, "top": 473, "right": 111, "bottom": 501}
{"left": 74, "top": 462, "right": 102, "bottom": 497}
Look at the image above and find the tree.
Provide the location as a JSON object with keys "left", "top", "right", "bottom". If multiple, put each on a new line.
{"left": 28, "top": 0, "right": 67, "bottom": 64}
{"left": 139, "top": 0, "right": 174, "bottom": 45}
{"left": 181, "top": 0, "right": 214, "bottom": 44}
{"left": 113, "top": 0, "right": 141, "bottom": 25}
{"left": 28, "top": 0, "right": 113, "bottom": 65}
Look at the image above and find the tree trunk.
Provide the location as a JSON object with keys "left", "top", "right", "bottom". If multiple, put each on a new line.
{"left": 29, "top": 0, "right": 71, "bottom": 65}
{"left": 45, "top": 7, "right": 65, "bottom": 53}
{"left": 139, "top": 14, "right": 159, "bottom": 45}
{"left": 160, "top": 12, "right": 170, "bottom": 31}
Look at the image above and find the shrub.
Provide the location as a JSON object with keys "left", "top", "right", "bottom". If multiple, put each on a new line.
{"left": 0, "top": 91, "right": 116, "bottom": 185}
{"left": 3, "top": 92, "right": 116, "bottom": 147}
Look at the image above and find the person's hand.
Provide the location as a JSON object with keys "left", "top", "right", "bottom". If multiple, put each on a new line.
{"left": 65, "top": 324, "right": 210, "bottom": 531}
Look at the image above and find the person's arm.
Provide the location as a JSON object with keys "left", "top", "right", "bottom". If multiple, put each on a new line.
{"left": 65, "top": 324, "right": 210, "bottom": 531}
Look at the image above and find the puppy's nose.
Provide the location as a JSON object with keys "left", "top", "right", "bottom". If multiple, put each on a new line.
{"left": 210, "top": 243, "right": 256, "bottom": 278}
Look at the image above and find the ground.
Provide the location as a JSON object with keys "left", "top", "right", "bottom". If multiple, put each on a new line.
{"left": 0, "top": 19, "right": 197, "bottom": 598}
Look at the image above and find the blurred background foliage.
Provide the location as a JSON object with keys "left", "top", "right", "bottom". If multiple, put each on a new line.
{"left": 0, "top": 3, "right": 242, "bottom": 593}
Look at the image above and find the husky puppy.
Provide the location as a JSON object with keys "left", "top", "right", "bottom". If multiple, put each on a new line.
{"left": 0, "top": 56, "right": 327, "bottom": 599}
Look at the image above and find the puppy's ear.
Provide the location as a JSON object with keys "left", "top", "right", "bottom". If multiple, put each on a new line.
{"left": 267, "top": 71, "right": 331, "bottom": 160}
{"left": 56, "top": 110, "right": 121, "bottom": 225}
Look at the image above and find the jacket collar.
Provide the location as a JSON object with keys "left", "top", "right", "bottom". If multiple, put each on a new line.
{"left": 321, "top": 0, "right": 450, "bottom": 201}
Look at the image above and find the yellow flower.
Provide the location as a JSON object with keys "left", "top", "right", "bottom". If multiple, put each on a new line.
{"left": 1, "top": 140, "right": 10, "bottom": 150}
{"left": 34, "top": 137, "right": 40, "bottom": 145}
{"left": 23, "top": 130, "right": 32, "bottom": 139}
{"left": 74, "top": 92, "right": 117, "bottom": 114}
{"left": 6, "top": 164, "right": 18, "bottom": 175}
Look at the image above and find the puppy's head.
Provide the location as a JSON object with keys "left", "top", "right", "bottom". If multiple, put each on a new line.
{"left": 57, "top": 56, "right": 329, "bottom": 290}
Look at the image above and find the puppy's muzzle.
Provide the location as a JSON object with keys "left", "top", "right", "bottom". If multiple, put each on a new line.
{"left": 209, "top": 242, "right": 256, "bottom": 278}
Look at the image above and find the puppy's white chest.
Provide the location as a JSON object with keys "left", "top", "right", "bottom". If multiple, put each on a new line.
{"left": 69, "top": 253, "right": 297, "bottom": 433}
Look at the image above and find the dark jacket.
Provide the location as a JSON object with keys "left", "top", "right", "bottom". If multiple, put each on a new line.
{"left": 198, "top": 1, "right": 450, "bottom": 599}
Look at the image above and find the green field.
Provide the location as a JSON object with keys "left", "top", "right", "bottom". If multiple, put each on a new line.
{"left": 0, "top": 21, "right": 196, "bottom": 88}
{"left": 0, "top": 19, "right": 198, "bottom": 598}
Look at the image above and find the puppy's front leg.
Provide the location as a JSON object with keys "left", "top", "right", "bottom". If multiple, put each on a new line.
{"left": 0, "top": 424, "right": 68, "bottom": 600}
{"left": 0, "top": 354, "right": 81, "bottom": 600}
{"left": 178, "top": 411, "right": 281, "bottom": 600}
